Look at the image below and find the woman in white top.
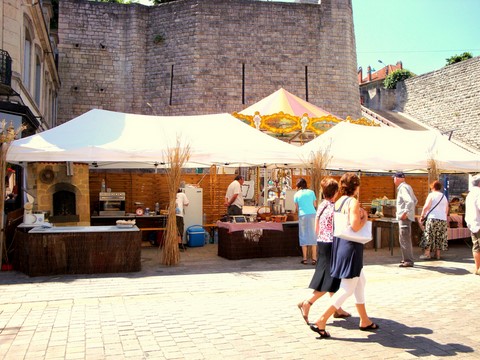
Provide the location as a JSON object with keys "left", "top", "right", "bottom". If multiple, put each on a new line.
{"left": 419, "top": 180, "right": 449, "bottom": 260}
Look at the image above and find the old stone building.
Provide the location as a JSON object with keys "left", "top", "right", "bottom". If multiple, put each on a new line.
{"left": 396, "top": 56, "right": 480, "bottom": 153}
{"left": 358, "top": 61, "right": 404, "bottom": 111}
{"left": 0, "top": 0, "right": 60, "bottom": 133}
{"left": 0, "top": 0, "right": 60, "bottom": 207}
{"left": 57, "top": 0, "right": 360, "bottom": 124}
{"left": 358, "top": 56, "right": 480, "bottom": 153}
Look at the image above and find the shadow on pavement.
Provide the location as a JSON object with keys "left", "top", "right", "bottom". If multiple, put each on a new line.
{"left": 412, "top": 264, "right": 472, "bottom": 276}
{"left": 326, "top": 318, "right": 474, "bottom": 357}
{"left": 0, "top": 242, "right": 474, "bottom": 284}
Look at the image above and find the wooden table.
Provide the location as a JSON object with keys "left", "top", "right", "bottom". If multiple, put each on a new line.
{"left": 91, "top": 215, "right": 168, "bottom": 245}
{"left": 371, "top": 217, "right": 399, "bottom": 255}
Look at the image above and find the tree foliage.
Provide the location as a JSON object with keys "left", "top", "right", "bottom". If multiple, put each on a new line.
{"left": 383, "top": 69, "right": 415, "bottom": 89}
{"left": 445, "top": 52, "right": 473, "bottom": 66}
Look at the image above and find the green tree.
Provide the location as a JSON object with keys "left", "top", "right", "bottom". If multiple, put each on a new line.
{"left": 383, "top": 69, "right": 415, "bottom": 89}
{"left": 445, "top": 52, "right": 473, "bottom": 66}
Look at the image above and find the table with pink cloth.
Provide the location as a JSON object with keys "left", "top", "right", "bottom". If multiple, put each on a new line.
{"left": 216, "top": 221, "right": 301, "bottom": 260}
{"left": 216, "top": 221, "right": 284, "bottom": 233}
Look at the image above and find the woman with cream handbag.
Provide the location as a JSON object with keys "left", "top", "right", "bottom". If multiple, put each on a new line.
{"left": 309, "top": 173, "right": 378, "bottom": 338}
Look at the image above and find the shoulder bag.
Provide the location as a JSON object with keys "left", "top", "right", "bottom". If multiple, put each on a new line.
{"left": 333, "top": 197, "right": 372, "bottom": 244}
{"left": 421, "top": 193, "right": 445, "bottom": 226}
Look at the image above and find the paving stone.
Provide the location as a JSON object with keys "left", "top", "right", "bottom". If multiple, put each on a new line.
{"left": 0, "top": 242, "right": 478, "bottom": 359}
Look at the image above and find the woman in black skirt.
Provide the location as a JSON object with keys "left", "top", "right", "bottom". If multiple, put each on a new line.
{"left": 297, "top": 177, "right": 351, "bottom": 324}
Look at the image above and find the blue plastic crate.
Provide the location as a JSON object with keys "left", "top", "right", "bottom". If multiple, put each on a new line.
{"left": 187, "top": 225, "right": 205, "bottom": 247}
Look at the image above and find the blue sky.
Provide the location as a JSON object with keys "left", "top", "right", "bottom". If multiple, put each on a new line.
{"left": 353, "top": 0, "right": 480, "bottom": 75}
{"left": 136, "top": 0, "right": 479, "bottom": 76}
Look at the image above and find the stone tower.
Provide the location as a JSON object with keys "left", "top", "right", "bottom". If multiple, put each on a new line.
{"left": 57, "top": 0, "right": 359, "bottom": 124}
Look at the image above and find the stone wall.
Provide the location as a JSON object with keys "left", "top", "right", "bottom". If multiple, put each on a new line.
{"left": 57, "top": 0, "right": 360, "bottom": 124}
{"left": 396, "top": 56, "right": 480, "bottom": 151}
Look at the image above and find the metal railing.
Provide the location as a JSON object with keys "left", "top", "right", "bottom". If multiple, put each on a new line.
{"left": 360, "top": 105, "right": 398, "bottom": 127}
{"left": 0, "top": 49, "right": 12, "bottom": 87}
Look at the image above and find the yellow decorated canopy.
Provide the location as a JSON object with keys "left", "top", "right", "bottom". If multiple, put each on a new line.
{"left": 232, "top": 88, "right": 342, "bottom": 144}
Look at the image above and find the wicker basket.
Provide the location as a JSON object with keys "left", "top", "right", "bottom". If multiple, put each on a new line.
{"left": 271, "top": 215, "right": 287, "bottom": 223}
{"left": 257, "top": 206, "right": 271, "bottom": 221}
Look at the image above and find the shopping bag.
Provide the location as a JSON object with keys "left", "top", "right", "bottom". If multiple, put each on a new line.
{"left": 333, "top": 212, "right": 372, "bottom": 244}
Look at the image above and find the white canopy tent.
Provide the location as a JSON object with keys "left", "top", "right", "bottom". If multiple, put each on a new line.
{"left": 7, "top": 109, "right": 301, "bottom": 168}
{"left": 7, "top": 110, "right": 479, "bottom": 173}
{"left": 299, "top": 122, "right": 480, "bottom": 173}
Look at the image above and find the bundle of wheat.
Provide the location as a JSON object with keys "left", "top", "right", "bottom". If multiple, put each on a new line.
{"left": 427, "top": 157, "right": 439, "bottom": 184}
{"left": 306, "top": 144, "right": 332, "bottom": 200}
{"left": 161, "top": 138, "right": 190, "bottom": 266}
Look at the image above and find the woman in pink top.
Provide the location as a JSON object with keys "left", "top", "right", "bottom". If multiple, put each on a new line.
{"left": 297, "top": 177, "right": 350, "bottom": 324}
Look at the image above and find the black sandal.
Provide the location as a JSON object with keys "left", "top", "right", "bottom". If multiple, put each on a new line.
{"left": 359, "top": 323, "right": 379, "bottom": 331}
{"left": 309, "top": 324, "right": 331, "bottom": 338}
{"left": 301, "top": 259, "right": 308, "bottom": 265}
{"left": 311, "top": 260, "right": 317, "bottom": 265}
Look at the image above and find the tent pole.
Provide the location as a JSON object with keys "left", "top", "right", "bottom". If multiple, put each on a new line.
{"left": 0, "top": 144, "right": 8, "bottom": 267}
{"left": 264, "top": 167, "right": 268, "bottom": 207}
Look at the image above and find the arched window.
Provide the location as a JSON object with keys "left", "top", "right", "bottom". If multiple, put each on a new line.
{"left": 34, "top": 53, "right": 42, "bottom": 105}
{"left": 52, "top": 91, "right": 58, "bottom": 126}
{"left": 23, "top": 29, "right": 32, "bottom": 90}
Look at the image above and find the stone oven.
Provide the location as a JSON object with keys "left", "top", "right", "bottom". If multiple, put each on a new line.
{"left": 26, "top": 163, "right": 91, "bottom": 226}
{"left": 51, "top": 184, "right": 78, "bottom": 222}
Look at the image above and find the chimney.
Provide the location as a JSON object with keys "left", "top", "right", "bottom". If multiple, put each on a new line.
{"left": 367, "top": 66, "right": 372, "bottom": 82}
{"left": 397, "top": 61, "right": 403, "bottom": 70}
{"left": 357, "top": 67, "right": 363, "bottom": 84}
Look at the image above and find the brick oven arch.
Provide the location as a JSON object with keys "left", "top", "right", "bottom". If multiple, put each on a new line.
{"left": 47, "top": 182, "right": 81, "bottom": 222}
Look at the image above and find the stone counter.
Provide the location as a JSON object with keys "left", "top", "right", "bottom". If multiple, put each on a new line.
{"left": 14, "top": 226, "right": 141, "bottom": 277}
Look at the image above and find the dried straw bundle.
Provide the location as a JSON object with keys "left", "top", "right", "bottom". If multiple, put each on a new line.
{"left": 161, "top": 138, "right": 190, "bottom": 266}
{"left": 305, "top": 143, "right": 332, "bottom": 199}
{"left": 427, "top": 157, "right": 439, "bottom": 185}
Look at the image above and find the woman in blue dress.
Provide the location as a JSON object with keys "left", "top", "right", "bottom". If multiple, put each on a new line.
{"left": 310, "top": 172, "right": 379, "bottom": 338}
{"left": 294, "top": 178, "right": 317, "bottom": 265}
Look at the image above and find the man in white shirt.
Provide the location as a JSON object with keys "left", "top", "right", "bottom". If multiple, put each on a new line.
{"left": 176, "top": 189, "right": 189, "bottom": 245}
{"left": 224, "top": 175, "right": 244, "bottom": 216}
{"left": 394, "top": 172, "right": 418, "bottom": 268}
{"left": 465, "top": 174, "right": 480, "bottom": 275}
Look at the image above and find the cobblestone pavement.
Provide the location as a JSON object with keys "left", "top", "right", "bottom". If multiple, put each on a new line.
{"left": 0, "top": 240, "right": 479, "bottom": 360}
